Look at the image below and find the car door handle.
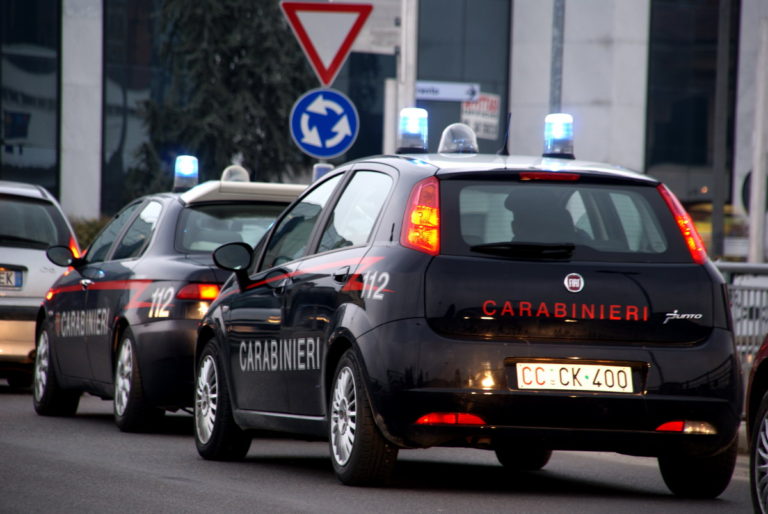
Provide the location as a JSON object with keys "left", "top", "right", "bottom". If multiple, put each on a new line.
{"left": 80, "top": 279, "right": 93, "bottom": 290}
{"left": 333, "top": 266, "right": 350, "bottom": 283}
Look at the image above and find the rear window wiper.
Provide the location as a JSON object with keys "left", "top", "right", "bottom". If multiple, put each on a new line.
{"left": 469, "top": 242, "right": 575, "bottom": 259}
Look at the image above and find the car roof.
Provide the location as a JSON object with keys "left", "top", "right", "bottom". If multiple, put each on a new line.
{"left": 179, "top": 180, "right": 307, "bottom": 205}
{"left": 0, "top": 180, "right": 55, "bottom": 202}
{"left": 350, "top": 153, "right": 658, "bottom": 185}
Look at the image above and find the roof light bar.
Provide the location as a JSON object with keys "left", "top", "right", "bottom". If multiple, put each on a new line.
{"left": 438, "top": 123, "right": 479, "bottom": 154}
{"left": 543, "top": 113, "right": 575, "bottom": 159}
{"left": 396, "top": 107, "right": 429, "bottom": 154}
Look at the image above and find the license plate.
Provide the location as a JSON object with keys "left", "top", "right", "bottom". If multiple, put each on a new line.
{"left": 515, "top": 362, "right": 633, "bottom": 393}
{"left": 0, "top": 269, "right": 21, "bottom": 289}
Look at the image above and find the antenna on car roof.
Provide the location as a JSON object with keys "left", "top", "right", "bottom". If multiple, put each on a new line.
{"left": 496, "top": 112, "right": 511, "bottom": 156}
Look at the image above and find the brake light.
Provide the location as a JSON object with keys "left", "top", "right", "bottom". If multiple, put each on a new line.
{"left": 657, "top": 184, "right": 706, "bottom": 265}
{"left": 176, "top": 283, "right": 220, "bottom": 300}
{"left": 656, "top": 421, "right": 685, "bottom": 432}
{"left": 400, "top": 176, "right": 440, "bottom": 255}
{"left": 520, "top": 172, "right": 580, "bottom": 181}
{"left": 69, "top": 236, "right": 81, "bottom": 258}
{"left": 415, "top": 412, "right": 486, "bottom": 425}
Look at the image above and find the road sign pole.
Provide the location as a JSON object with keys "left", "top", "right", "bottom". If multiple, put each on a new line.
{"left": 397, "top": 0, "right": 418, "bottom": 114}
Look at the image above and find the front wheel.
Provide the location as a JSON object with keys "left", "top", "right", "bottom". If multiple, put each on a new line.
{"left": 751, "top": 391, "right": 768, "bottom": 511}
{"left": 32, "top": 322, "right": 80, "bottom": 416}
{"left": 329, "top": 350, "right": 398, "bottom": 486}
{"left": 113, "top": 328, "right": 164, "bottom": 432}
{"left": 194, "top": 340, "right": 251, "bottom": 460}
{"left": 659, "top": 438, "right": 737, "bottom": 498}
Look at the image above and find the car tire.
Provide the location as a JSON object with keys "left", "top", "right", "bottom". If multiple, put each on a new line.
{"left": 329, "top": 350, "right": 398, "bottom": 486}
{"left": 32, "top": 322, "right": 80, "bottom": 416}
{"left": 658, "top": 438, "right": 737, "bottom": 498}
{"left": 113, "top": 328, "right": 164, "bottom": 432}
{"left": 751, "top": 390, "right": 768, "bottom": 511}
{"left": 494, "top": 444, "right": 552, "bottom": 471}
{"left": 194, "top": 340, "right": 251, "bottom": 460}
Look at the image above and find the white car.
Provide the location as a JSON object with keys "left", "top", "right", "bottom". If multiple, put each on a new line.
{"left": 0, "top": 181, "right": 80, "bottom": 388}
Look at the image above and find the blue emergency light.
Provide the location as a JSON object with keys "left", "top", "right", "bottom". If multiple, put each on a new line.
{"left": 543, "top": 113, "right": 575, "bottom": 159}
{"left": 173, "top": 155, "right": 199, "bottom": 192}
{"left": 396, "top": 107, "right": 429, "bottom": 154}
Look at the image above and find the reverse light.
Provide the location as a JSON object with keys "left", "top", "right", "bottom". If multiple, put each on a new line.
{"left": 415, "top": 412, "right": 486, "bottom": 425}
{"left": 173, "top": 155, "right": 199, "bottom": 192}
{"left": 543, "top": 113, "right": 575, "bottom": 159}
{"left": 657, "top": 184, "right": 707, "bottom": 265}
{"left": 655, "top": 420, "right": 717, "bottom": 435}
{"left": 396, "top": 107, "right": 429, "bottom": 154}
{"left": 176, "top": 283, "right": 220, "bottom": 300}
{"left": 400, "top": 176, "right": 440, "bottom": 255}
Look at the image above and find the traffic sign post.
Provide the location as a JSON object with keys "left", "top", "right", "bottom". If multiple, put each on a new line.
{"left": 290, "top": 89, "right": 359, "bottom": 159}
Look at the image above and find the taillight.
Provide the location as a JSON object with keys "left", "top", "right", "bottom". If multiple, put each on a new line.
{"left": 176, "top": 283, "right": 220, "bottom": 300}
{"left": 415, "top": 412, "right": 486, "bottom": 425}
{"left": 400, "top": 176, "right": 440, "bottom": 255}
{"left": 69, "top": 236, "right": 81, "bottom": 259}
{"left": 657, "top": 184, "right": 707, "bottom": 265}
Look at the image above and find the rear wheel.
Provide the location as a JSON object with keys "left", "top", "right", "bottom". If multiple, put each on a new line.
{"left": 113, "top": 328, "right": 164, "bottom": 432}
{"left": 495, "top": 444, "right": 552, "bottom": 471}
{"left": 32, "top": 323, "right": 80, "bottom": 416}
{"left": 658, "top": 438, "right": 737, "bottom": 498}
{"left": 329, "top": 350, "right": 398, "bottom": 486}
{"left": 194, "top": 340, "right": 251, "bottom": 460}
{"left": 751, "top": 390, "right": 768, "bottom": 511}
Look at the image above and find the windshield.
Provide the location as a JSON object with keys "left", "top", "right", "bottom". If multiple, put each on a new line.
{"left": 0, "top": 195, "right": 72, "bottom": 249}
{"left": 176, "top": 202, "right": 288, "bottom": 252}
{"left": 441, "top": 179, "right": 691, "bottom": 263}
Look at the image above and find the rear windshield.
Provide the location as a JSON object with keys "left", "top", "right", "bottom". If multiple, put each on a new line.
{"left": 176, "top": 202, "right": 288, "bottom": 252}
{"left": 440, "top": 180, "right": 692, "bottom": 263}
{"left": 0, "top": 195, "right": 72, "bottom": 249}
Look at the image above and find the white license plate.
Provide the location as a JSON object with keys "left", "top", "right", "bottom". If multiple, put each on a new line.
{"left": 516, "top": 362, "right": 633, "bottom": 393}
{"left": 0, "top": 270, "right": 21, "bottom": 289}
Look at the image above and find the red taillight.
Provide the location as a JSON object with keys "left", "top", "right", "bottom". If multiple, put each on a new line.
{"left": 69, "top": 236, "right": 81, "bottom": 259}
{"left": 520, "top": 171, "right": 580, "bottom": 181}
{"left": 657, "top": 184, "right": 707, "bottom": 265}
{"left": 400, "top": 176, "right": 440, "bottom": 255}
{"left": 414, "top": 412, "right": 486, "bottom": 425}
{"left": 176, "top": 283, "right": 220, "bottom": 300}
{"left": 656, "top": 421, "right": 685, "bottom": 432}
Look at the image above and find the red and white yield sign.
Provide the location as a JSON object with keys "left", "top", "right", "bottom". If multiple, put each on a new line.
{"left": 280, "top": 1, "right": 373, "bottom": 87}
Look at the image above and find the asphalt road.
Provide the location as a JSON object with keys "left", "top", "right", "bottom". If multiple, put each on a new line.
{"left": 0, "top": 381, "right": 752, "bottom": 513}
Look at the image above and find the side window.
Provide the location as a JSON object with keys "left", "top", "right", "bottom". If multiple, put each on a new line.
{"left": 318, "top": 171, "right": 392, "bottom": 252}
{"left": 260, "top": 175, "right": 341, "bottom": 270}
{"left": 85, "top": 202, "right": 142, "bottom": 264}
{"left": 112, "top": 201, "right": 163, "bottom": 260}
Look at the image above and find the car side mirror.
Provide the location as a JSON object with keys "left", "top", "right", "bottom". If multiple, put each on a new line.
{"left": 46, "top": 245, "right": 79, "bottom": 267}
{"left": 213, "top": 242, "right": 253, "bottom": 289}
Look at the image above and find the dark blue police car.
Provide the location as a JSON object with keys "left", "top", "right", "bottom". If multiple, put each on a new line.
{"left": 194, "top": 114, "right": 742, "bottom": 497}
{"left": 32, "top": 162, "right": 304, "bottom": 431}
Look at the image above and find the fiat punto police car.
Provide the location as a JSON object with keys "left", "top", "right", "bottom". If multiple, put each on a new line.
{"left": 195, "top": 113, "right": 742, "bottom": 497}
{"left": 33, "top": 161, "right": 304, "bottom": 431}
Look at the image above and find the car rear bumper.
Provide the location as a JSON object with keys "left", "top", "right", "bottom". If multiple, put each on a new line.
{"left": 133, "top": 319, "right": 198, "bottom": 409}
{"left": 357, "top": 319, "right": 743, "bottom": 456}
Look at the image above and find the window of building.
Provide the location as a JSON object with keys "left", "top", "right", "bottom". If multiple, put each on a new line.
{"left": 0, "top": 0, "right": 61, "bottom": 195}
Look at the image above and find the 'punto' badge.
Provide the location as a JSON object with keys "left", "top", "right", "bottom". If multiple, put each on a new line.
{"left": 564, "top": 273, "right": 584, "bottom": 293}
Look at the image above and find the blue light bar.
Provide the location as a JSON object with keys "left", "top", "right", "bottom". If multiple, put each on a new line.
{"left": 543, "top": 113, "right": 575, "bottom": 159}
{"left": 173, "top": 155, "right": 199, "bottom": 192}
{"left": 396, "top": 107, "right": 429, "bottom": 153}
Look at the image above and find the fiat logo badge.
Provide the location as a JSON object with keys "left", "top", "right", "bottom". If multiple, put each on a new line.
{"left": 564, "top": 273, "right": 584, "bottom": 293}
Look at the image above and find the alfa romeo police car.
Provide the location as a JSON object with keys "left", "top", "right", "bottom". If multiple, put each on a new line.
{"left": 194, "top": 113, "right": 741, "bottom": 497}
{"left": 32, "top": 161, "right": 304, "bottom": 431}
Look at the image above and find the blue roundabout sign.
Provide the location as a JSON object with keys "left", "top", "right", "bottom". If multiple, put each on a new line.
{"left": 290, "top": 88, "right": 359, "bottom": 159}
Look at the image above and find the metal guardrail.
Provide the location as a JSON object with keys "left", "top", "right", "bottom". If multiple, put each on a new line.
{"left": 716, "top": 262, "right": 768, "bottom": 382}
